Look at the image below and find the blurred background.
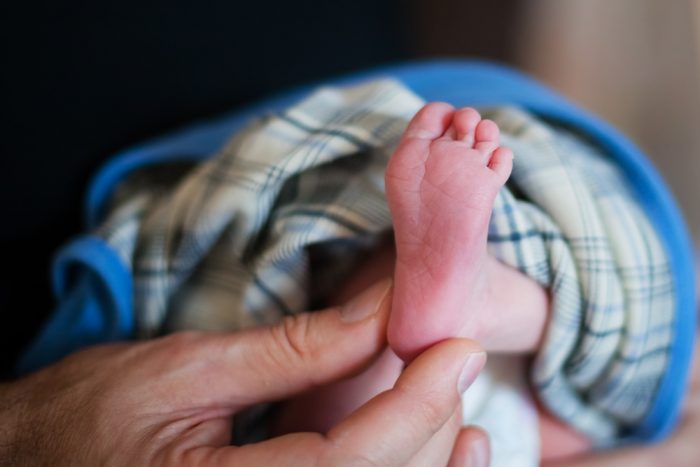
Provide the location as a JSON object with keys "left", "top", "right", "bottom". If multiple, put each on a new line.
{"left": 2, "top": 0, "right": 699, "bottom": 376}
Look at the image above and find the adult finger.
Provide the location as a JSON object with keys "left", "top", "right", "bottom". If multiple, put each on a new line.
{"left": 190, "top": 338, "right": 486, "bottom": 466}
{"left": 189, "top": 278, "right": 393, "bottom": 408}
{"left": 325, "top": 338, "right": 486, "bottom": 466}
{"left": 404, "top": 409, "right": 463, "bottom": 466}
{"left": 447, "top": 426, "right": 490, "bottom": 467}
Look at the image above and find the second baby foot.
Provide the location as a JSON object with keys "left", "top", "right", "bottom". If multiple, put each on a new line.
{"left": 386, "top": 103, "right": 513, "bottom": 361}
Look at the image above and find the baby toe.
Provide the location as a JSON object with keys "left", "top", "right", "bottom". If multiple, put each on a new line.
{"left": 452, "top": 107, "right": 481, "bottom": 144}
{"left": 488, "top": 147, "right": 514, "bottom": 183}
{"left": 403, "top": 102, "right": 455, "bottom": 140}
{"left": 474, "top": 119, "right": 500, "bottom": 163}
{"left": 475, "top": 119, "right": 499, "bottom": 144}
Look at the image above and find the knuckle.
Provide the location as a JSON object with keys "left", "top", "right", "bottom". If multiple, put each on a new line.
{"left": 149, "top": 331, "right": 209, "bottom": 369}
{"left": 268, "top": 313, "right": 318, "bottom": 371}
{"left": 162, "top": 330, "right": 206, "bottom": 351}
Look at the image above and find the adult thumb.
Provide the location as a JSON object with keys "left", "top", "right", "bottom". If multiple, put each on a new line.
{"left": 191, "top": 278, "right": 394, "bottom": 408}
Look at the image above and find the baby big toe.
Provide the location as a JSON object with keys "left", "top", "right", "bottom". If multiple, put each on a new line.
{"left": 403, "top": 102, "right": 455, "bottom": 140}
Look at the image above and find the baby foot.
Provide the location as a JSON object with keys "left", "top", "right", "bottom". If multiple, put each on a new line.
{"left": 386, "top": 103, "right": 513, "bottom": 361}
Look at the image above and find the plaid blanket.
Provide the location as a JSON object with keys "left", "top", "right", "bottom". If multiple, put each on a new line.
{"left": 97, "top": 79, "right": 674, "bottom": 444}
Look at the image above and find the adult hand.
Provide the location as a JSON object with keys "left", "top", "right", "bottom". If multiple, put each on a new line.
{"left": 0, "top": 280, "right": 487, "bottom": 466}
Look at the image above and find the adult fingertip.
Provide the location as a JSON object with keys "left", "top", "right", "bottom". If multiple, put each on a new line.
{"left": 448, "top": 426, "right": 490, "bottom": 467}
{"left": 458, "top": 351, "right": 487, "bottom": 395}
{"left": 467, "top": 432, "right": 489, "bottom": 467}
{"left": 340, "top": 277, "right": 393, "bottom": 323}
{"left": 398, "top": 339, "right": 485, "bottom": 392}
{"left": 325, "top": 339, "right": 486, "bottom": 466}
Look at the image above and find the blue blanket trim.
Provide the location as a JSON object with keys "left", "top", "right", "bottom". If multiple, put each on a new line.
{"left": 19, "top": 59, "right": 696, "bottom": 444}
{"left": 17, "top": 236, "right": 133, "bottom": 372}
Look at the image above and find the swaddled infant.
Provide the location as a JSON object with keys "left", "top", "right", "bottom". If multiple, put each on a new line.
{"left": 273, "top": 103, "right": 592, "bottom": 463}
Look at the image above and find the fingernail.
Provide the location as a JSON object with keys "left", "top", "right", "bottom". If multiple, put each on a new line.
{"left": 340, "top": 278, "right": 393, "bottom": 323}
{"left": 458, "top": 352, "right": 486, "bottom": 394}
{"left": 467, "top": 436, "right": 489, "bottom": 467}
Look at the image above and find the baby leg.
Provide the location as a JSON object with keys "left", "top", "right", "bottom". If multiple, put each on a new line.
{"left": 385, "top": 103, "right": 549, "bottom": 361}
{"left": 385, "top": 103, "right": 590, "bottom": 459}
{"left": 275, "top": 104, "right": 554, "bottom": 436}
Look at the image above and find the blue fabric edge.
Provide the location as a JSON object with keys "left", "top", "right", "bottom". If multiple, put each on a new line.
{"left": 27, "top": 59, "right": 695, "bottom": 444}
{"left": 16, "top": 236, "right": 133, "bottom": 373}
{"left": 52, "top": 236, "right": 133, "bottom": 324}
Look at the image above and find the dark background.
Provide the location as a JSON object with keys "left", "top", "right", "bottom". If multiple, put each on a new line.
{"left": 0, "top": 0, "right": 524, "bottom": 377}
